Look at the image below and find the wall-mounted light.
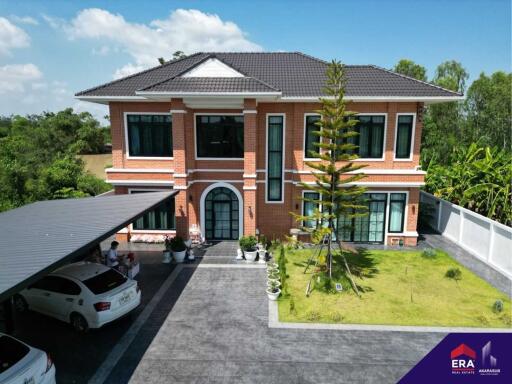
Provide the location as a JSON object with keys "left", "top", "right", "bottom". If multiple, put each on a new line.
{"left": 189, "top": 194, "right": 193, "bottom": 202}
{"left": 295, "top": 204, "right": 299, "bottom": 210}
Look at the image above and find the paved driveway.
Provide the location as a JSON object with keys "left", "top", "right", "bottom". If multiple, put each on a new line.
{"left": 125, "top": 265, "right": 444, "bottom": 384}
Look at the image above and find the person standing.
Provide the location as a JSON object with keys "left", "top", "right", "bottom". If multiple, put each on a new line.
{"left": 106, "top": 241, "right": 121, "bottom": 269}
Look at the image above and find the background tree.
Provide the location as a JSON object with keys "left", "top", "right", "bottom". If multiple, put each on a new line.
{"left": 294, "top": 60, "right": 367, "bottom": 286}
{"left": 158, "top": 50, "right": 187, "bottom": 65}
{"left": 393, "top": 59, "right": 427, "bottom": 81}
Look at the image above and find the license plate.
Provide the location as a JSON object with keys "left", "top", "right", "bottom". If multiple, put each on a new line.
{"left": 119, "top": 292, "right": 132, "bottom": 306}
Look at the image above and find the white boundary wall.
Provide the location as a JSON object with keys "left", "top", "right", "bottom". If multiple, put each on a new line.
{"left": 420, "top": 191, "right": 512, "bottom": 279}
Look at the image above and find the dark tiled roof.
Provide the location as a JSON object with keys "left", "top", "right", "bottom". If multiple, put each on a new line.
{"left": 140, "top": 77, "right": 280, "bottom": 93}
{"left": 76, "top": 52, "right": 461, "bottom": 98}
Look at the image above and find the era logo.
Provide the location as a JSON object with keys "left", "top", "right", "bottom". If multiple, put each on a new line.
{"left": 450, "top": 344, "right": 476, "bottom": 374}
{"left": 452, "top": 359, "right": 475, "bottom": 369}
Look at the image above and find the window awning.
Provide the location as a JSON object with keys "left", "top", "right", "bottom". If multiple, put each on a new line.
{"left": 0, "top": 191, "right": 177, "bottom": 302}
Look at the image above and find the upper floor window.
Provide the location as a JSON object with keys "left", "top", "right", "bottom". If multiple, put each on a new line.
{"left": 353, "top": 115, "right": 386, "bottom": 159}
{"left": 304, "top": 114, "right": 321, "bottom": 159}
{"left": 126, "top": 114, "right": 172, "bottom": 158}
{"left": 196, "top": 115, "right": 244, "bottom": 159}
{"left": 395, "top": 115, "right": 414, "bottom": 159}
{"left": 266, "top": 115, "right": 284, "bottom": 202}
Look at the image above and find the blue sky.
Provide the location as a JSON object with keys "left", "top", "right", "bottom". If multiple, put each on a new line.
{"left": 0, "top": 0, "right": 510, "bottom": 123}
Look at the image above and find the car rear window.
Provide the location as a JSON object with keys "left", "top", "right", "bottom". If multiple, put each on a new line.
{"left": 0, "top": 335, "right": 30, "bottom": 373}
{"left": 82, "top": 269, "right": 127, "bottom": 294}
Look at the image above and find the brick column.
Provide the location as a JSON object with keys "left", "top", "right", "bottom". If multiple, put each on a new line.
{"left": 171, "top": 99, "right": 189, "bottom": 238}
{"left": 243, "top": 99, "right": 257, "bottom": 236}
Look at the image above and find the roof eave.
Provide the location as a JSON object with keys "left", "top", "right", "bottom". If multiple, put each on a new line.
{"left": 74, "top": 95, "right": 150, "bottom": 105}
{"left": 135, "top": 91, "right": 283, "bottom": 100}
{"left": 279, "top": 95, "right": 465, "bottom": 104}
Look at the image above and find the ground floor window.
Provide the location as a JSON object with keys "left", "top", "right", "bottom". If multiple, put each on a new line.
{"left": 302, "top": 191, "right": 320, "bottom": 228}
{"left": 130, "top": 190, "right": 176, "bottom": 230}
{"left": 388, "top": 193, "right": 406, "bottom": 233}
{"left": 336, "top": 193, "right": 387, "bottom": 243}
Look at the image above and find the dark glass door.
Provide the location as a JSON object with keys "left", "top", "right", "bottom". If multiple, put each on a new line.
{"left": 204, "top": 187, "right": 239, "bottom": 240}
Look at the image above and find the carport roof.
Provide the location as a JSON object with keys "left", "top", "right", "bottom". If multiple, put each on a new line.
{"left": 0, "top": 191, "right": 177, "bottom": 302}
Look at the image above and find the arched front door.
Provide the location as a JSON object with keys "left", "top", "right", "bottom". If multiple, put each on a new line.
{"left": 204, "top": 187, "right": 240, "bottom": 240}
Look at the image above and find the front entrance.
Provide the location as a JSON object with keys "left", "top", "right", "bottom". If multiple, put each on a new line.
{"left": 204, "top": 187, "right": 240, "bottom": 240}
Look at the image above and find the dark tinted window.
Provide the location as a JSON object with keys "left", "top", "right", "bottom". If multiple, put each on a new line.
{"left": 0, "top": 335, "right": 29, "bottom": 373}
{"left": 354, "top": 115, "right": 385, "bottom": 158}
{"left": 31, "top": 276, "right": 81, "bottom": 295}
{"left": 131, "top": 191, "right": 176, "bottom": 230}
{"left": 304, "top": 115, "right": 320, "bottom": 158}
{"left": 395, "top": 115, "right": 413, "bottom": 159}
{"left": 127, "top": 114, "right": 172, "bottom": 157}
{"left": 196, "top": 115, "right": 244, "bottom": 158}
{"left": 267, "top": 115, "right": 284, "bottom": 201}
{"left": 82, "top": 269, "right": 127, "bottom": 294}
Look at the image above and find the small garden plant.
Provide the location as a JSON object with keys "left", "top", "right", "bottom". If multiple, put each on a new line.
{"left": 239, "top": 235, "right": 258, "bottom": 251}
{"left": 169, "top": 236, "right": 186, "bottom": 252}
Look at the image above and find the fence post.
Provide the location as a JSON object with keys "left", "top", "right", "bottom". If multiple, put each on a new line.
{"left": 488, "top": 222, "right": 495, "bottom": 263}
{"left": 437, "top": 200, "right": 442, "bottom": 233}
{"left": 458, "top": 209, "right": 465, "bottom": 244}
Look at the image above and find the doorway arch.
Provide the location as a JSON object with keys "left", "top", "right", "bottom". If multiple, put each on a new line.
{"left": 200, "top": 182, "right": 243, "bottom": 240}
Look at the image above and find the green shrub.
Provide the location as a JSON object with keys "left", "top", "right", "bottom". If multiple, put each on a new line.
{"left": 330, "top": 312, "right": 343, "bottom": 322}
{"left": 314, "top": 273, "right": 336, "bottom": 294}
{"left": 493, "top": 299, "right": 504, "bottom": 313}
{"left": 239, "top": 235, "right": 257, "bottom": 251}
{"left": 445, "top": 267, "right": 462, "bottom": 281}
{"left": 422, "top": 248, "right": 437, "bottom": 258}
{"left": 278, "top": 246, "right": 288, "bottom": 295}
{"left": 170, "top": 236, "right": 186, "bottom": 252}
{"left": 305, "top": 310, "right": 321, "bottom": 321}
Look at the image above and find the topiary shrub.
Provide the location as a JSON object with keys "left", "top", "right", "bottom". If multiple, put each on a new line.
{"left": 422, "top": 248, "right": 437, "bottom": 258}
{"left": 493, "top": 299, "right": 504, "bottom": 313}
{"left": 445, "top": 267, "right": 462, "bottom": 281}
{"left": 239, "top": 235, "right": 257, "bottom": 251}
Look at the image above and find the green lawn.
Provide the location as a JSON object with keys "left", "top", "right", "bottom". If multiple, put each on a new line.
{"left": 277, "top": 248, "right": 511, "bottom": 328}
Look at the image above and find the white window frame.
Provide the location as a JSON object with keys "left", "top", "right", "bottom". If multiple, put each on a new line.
{"left": 352, "top": 113, "right": 388, "bottom": 162}
{"left": 303, "top": 113, "right": 322, "bottom": 161}
{"left": 301, "top": 190, "right": 322, "bottom": 228}
{"left": 194, "top": 113, "right": 245, "bottom": 161}
{"left": 123, "top": 112, "right": 173, "bottom": 160}
{"left": 265, "top": 113, "right": 286, "bottom": 204}
{"left": 387, "top": 191, "right": 409, "bottom": 234}
{"left": 393, "top": 113, "right": 417, "bottom": 161}
{"left": 127, "top": 188, "right": 176, "bottom": 233}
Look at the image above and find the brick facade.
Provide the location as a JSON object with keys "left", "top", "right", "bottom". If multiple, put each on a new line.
{"left": 107, "top": 100, "right": 424, "bottom": 246}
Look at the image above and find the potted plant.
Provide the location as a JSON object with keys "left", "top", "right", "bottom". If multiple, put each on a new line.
{"left": 266, "top": 280, "right": 281, "bottom": 301}
{"left": 267, "top": 269, "right": 280, "bottom": 284}
{"left": 170, "top": 236, "right": 187, "bottom": 263}
{"left": 239, "top": 235, "right": 258, "bottom": 261}
{"left": 162, "top": 235, "right": 172, "bottom": 263}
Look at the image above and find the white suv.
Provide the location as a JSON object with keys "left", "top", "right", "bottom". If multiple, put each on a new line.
{"left": 14, "top": 262, "right": 141, "bottom": 332}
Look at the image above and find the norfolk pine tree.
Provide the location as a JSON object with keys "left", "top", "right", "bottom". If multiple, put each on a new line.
{"left": 294, "top": 60, "right": 368, "bottom": 292}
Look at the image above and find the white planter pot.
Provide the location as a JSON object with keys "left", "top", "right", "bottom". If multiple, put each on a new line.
{"left": 267, "top": 281, "right": 281, "bottom": 289}
{"left": 258, "top": 249, "right": 267, "bottom": 263}
{"left": 244, "top": 250, "right": 258, "bottom": 262}
{"left": 162, "top": 250, "right": 172, "bottom": 264}
{"left": 267, "top": 276, "right": 280, "bottom": 284}
{"left": 173, "top": 250, "right": 187, "bottom": 263}
{"left": 266, "top": 288, "right": 281, "bottom": 301}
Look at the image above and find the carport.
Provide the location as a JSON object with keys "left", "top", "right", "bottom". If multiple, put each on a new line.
{"left": 0, "top": 191, "right": 177, "bottom": 333}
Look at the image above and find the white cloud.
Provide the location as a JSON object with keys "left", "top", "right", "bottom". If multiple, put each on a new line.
{"left": 92, "top": 45, "right": 111, "bottom": 56}
{"left": 0, "top": 64, "right": 42, "bottom": 93}
{"left": 57, "top": 8, "right": 261, "bottom": 78}
{"left": 10, "top": 15, "right": 39, "bottom": 25}
{"left": 0, "top": 17, "right": 31, "bottom": 56}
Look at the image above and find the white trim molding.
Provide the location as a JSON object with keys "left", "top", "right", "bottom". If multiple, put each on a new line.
{"left": 170, "top": 109, "right": 187, "bottom": 114}
{"left": 292, "top": 181, "right": 425, "bottom": 187}
{"left": 393, "top": 113, "right": 417, "bottom": 161}
{"left": 107, "top": 180, "right": 175, "bottom": 187}
{"left": 243, "top": 110, "right": 258, "bottom": 114}
{"left": 105, "top": 168, "right": 175, "bottom": 174}
{"left": 199, "top": 182, "right": 244, "bottom": 240}
{"left": 265, "top": 113, "right": 286, "bottom": 204}
{"left": 243, "top": 186, "right": 257, "bottom": 190}
{"left": 173, "top": 173, "right": 188, "bottom": 178}
{"left": 243, "top": 173, "right": 257, "bottom": 178}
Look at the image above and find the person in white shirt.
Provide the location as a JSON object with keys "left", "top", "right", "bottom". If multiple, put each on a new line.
{"left": 106, "top": 241, "right": 121, "bottom": 269}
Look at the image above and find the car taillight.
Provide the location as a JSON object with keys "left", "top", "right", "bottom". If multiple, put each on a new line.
{"left": 45, "top": 353, "right": 53, "bottom": 373}
{"left": 94, "top": 301, "right": 111, "bottom": 311}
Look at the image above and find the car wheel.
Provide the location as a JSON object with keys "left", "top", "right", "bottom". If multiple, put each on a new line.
{"left": 13, "top": 294, "right": 28, "bottom": 313}
{"left": 70, "top": 313, "right": 89, "bottom": 333}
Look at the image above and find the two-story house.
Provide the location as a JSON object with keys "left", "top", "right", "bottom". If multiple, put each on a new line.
{"left": 76, "top": 52, "right": 461, "bottom": 246}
